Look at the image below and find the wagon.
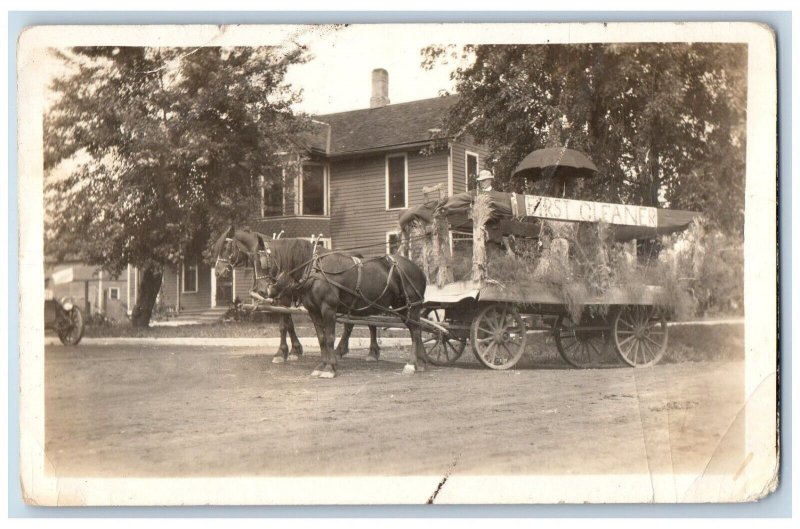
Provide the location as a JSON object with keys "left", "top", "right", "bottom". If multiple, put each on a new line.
{"left": 419, "top": 280, "right": 670, "bottom": 370}
{"left": 395, "top": 168, "right": 700, "bottom": 371}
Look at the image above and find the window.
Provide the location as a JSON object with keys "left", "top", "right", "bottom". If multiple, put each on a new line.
{"left": 182, "top": 263, "right": 198, "bottom": 293}
{"left": 386, "top": 154, "right": 407, "bottom": 209}
{"left": 108, "top": 287, "right": 120, "bottom": 300}
{"left": 466, "top": 151, "right": 479, "bottom": 191}
{"left": 387, "top": 231, "right": 402, "bottom": 255}
{"left": 301, "top": 164, "right": 326, "bottom": 216}
{"left": 261, "top": 172, "right": 284, "bottom": 217}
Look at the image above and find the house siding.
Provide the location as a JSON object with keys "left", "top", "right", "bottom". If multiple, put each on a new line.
{"left": 158, "top": 263, "right": 212, "bottom": 312}
{"left": 451, "top": 136, "right": 491, "bottom": 195}
{"left": 329, "top": 148, "right": 449, "bottom": 256}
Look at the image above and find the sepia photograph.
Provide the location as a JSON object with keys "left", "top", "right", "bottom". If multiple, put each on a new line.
{"left": 17, "top": 22, "right": 778, "bottom": 505}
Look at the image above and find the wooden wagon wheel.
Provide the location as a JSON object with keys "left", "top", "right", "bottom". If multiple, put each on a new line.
{"left": 554, "top": 313, "right": 614, "bottom": 368}
{"left": 470, "top": 304, "right": 527, "bottom": 370}
{"left": 420, "top": 307, "right": 467, "bottom": 366}
{"left": 611, "top": 305, "right": 668, "bottom": 367}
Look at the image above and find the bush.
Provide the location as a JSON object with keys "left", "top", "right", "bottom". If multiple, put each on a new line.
{"left": 85, "top": 312, "right": 118, "bottom": 327}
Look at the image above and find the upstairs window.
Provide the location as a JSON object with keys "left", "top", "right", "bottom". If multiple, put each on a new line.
{"left": 466, "top": 152, "right": 479, "bottom": 191}
{"left": 302, "top": 164, "right": 325, "bottom": 216}
{"left": 386, "top": 154, "right": 407, "bottom": 209}
{"left": 261, "top": 173, "right": 284, "bottom": 217}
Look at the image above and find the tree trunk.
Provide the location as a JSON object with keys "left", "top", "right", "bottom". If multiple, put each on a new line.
{"left": 130, "top": 266, "right": 163, "bottom": 328}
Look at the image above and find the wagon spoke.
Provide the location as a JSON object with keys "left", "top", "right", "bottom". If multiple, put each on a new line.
{"left": 478, "top": 325, "right": 495, "bottom": 336}
{"left": 562, "top": 338, "right": 580, "bottom": 351}
{"left": 624, "top": 338, "right": 637, "bottom": 361}
{"left": 587, "top": 339, "right": 600, "bottom": 358}
{"left": 643, "top": 334, "right": 663, "bottom": 349}
{"left": 618, "top": 334, "right": 637, "bottom": 347}
{"left": 576, "top": 342, "right": 588, "bottom": 361}
{"left": 639, "top": 340, "right": 650, "bottom": 364}
{"left": 486, "top": 342, "right": 498, "bottom": 364}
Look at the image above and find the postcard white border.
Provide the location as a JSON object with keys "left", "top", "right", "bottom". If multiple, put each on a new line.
{"left": 17, "top": 21, "right": 777, "bottom": 505}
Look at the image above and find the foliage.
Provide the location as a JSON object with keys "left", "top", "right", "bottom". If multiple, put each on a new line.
{"left": 45, "top": 46, "right": 309, "bottom": 276}
{"left": 45, "top": 45, "right": 310, "bottom": 326}
{"left": 421, "top": 43, "right": 747, "bottom": 235}
{"left": 469, "top": 218, "right": 741, "bottom": 320}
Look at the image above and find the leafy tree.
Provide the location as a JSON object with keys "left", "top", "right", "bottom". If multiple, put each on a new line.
{"left": 422, "top": 43, "right": 747, "bottom": 234}
{"left": 46, "top": 46, "right": 308, "bottom": 326}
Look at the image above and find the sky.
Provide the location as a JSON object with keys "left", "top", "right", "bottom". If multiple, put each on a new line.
{"left": 282, "top": 25, "right": 463, "bottom": 115}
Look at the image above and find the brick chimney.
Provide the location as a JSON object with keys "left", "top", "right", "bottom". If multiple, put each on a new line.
{"left": 370, "top": 68, "right": 390, "bottom": 108}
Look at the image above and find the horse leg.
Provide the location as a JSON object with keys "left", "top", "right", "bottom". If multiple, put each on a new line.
{"left": 334, "top": 323, "right": 353, "bottom": 358}
{"left": 272, "top": 313, "right": 290, "bottom": 364}
{"left": 402, "top": 305, "right": 426, "bottom": 375}
{"left": 365, "top": 325, "right": 380, "bottom": 362}
{"left": 308, "top": 311, "right": 327, "bottom": 378}
{"left": 318, "top": 305, "right": 339, "bottom": 379}
{"left": 286, "top": 314, "right": 303, "bottom": 361}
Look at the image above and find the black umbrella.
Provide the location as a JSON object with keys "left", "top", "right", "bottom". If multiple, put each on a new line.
{"left": 511, "top": 147, "right": 599, "bottom": 181}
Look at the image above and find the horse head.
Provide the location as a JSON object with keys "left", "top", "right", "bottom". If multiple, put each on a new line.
{"left": 214, "top": 225, "right": 247, "bottom": 280}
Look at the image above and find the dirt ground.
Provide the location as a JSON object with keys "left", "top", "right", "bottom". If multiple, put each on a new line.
{"left": 44, "top": 337, "right": 744, "bottom": 483}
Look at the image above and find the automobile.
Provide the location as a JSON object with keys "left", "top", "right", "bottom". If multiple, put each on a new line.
{"left": 45, "top": 286, "right": 85, "bottom": 345}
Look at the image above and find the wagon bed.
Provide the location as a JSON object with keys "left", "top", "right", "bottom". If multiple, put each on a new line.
{"left": 425, "top": 279, "right": 665, "bottom": 307}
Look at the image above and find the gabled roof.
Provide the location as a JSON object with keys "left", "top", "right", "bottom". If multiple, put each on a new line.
{"left": 303, "top": 95, "right": 458, "bottom": 156}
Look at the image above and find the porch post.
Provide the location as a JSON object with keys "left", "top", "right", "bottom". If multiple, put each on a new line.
{"left": 210, "top": 266, "right": 217, "bottom": 308}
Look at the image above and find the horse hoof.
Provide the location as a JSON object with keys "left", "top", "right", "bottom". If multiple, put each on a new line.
{"left": 287, "top": 354, "right": 299, "bottom": 362}
{"left": 365, "top": 355, "right": 378, "bottom": 362}
{"left": 310, "top": 369, "right": 321, "bottom": 377}
{"left": 318, "top": 370, "right": 336, "bottom": 379}
{"left": 272, "top": 356, "right": 285, "bottom": 364}
{"left": 402, "top": 364, "right": 416, "bottom": 375}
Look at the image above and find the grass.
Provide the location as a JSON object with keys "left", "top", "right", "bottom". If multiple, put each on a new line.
{"left": 83, "top": 317, "right": 410, "bottom": 339}
{"left": 80, "top": 317, "right": 745, "bottom": 366}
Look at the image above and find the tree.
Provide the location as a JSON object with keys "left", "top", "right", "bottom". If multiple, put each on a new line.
{"left": 422, "top": 43, "right": 747, "bottom": 234}
{"left": 45, "top": 46, "right": 308, "bottom": 326}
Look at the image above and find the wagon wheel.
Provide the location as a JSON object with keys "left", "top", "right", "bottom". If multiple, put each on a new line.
{"left": 58, "top": 307, "right": 85, "bottom": 346}
{"left": 470, "top": 304, "right": 527, "bottom": 370}
{"left": 554, "top": 314, "right": 614, "bottom": 368}
{"left": 612, "top": 305, "right": 668, "bottom": 367}
{"left": 421, "top": 307, "right": 467, "bottom": 366}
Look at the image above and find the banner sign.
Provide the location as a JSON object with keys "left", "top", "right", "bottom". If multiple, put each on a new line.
{"left": 523, "top": 195, "right": 658, "bottom": 227}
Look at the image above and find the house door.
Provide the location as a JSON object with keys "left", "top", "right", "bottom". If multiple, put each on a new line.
{"left": 216, "top": 278, "right": 233, "bottom": 306}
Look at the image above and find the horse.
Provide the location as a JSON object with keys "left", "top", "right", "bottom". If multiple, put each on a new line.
{"left": 212, "top": 227, "right": 381, "bottom": 363}
{"left": 262, "top": 242, "right": 428, "bottom": 379}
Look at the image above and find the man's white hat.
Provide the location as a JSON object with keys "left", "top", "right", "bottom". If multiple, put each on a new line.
{"left": 477, "top": 169, "right": 494, "bottom": 181}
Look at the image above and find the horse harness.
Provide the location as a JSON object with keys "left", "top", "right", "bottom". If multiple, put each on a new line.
{"left": 299, "top": 252, "right": 424, "bottom": 321}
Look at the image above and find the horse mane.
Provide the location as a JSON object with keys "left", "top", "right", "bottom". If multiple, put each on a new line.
{"left": 264, "top": 238, "right": 314, "bottom": 279}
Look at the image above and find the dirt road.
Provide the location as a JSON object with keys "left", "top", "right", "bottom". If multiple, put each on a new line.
{"left": 45, "top": 342, "right": 743, "bottom": 482}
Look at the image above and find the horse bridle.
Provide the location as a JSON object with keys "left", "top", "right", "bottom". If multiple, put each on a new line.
{"left": 215, "top": 237, "right": 243, "bottom": 275}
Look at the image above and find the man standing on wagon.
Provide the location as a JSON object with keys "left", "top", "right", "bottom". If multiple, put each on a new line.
{"left": 476, "top": 169, "right": 495, "bottom": 193}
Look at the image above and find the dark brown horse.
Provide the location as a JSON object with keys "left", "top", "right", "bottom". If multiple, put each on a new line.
{"left": 212, "top": 227, "right": 381, "bottom": 362}
{"left": 263, "top": 245, "right": 428, "bottom": 379}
